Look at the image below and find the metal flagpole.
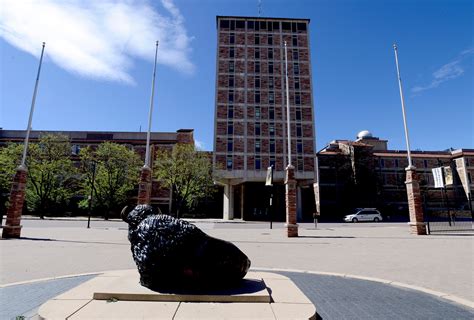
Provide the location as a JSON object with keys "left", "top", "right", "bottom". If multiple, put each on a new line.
{"left": 284, "top": 41, "right": 292, "bottom": 166}
{"left": 393, "top": 43, "right": 413, "bottom": 168}
{"left": 21, "top": 42, "right": 46, "bottom": 168}
{"left": 144, "top": 41, "right": 159, "bottom": 168}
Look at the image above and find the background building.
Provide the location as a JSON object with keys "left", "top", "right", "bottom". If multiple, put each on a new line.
{"left": 318, "top": 130, "right": 474, "bottom": 222}
{"left": 213, "top": 16, "right": 317, "bottom": 221}
{"left": 0, "top": 128, "right": 195, "bottom": 215}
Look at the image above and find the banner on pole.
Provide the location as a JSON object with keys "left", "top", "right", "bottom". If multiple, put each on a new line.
{"left": 265, "top": 166, "right": 273, "bottom": 186}
{"left": 443, "top": 166, "right": 453, "bottom": 186}
{"left": 432, "top": 167, "right": 444, "bottom": 188}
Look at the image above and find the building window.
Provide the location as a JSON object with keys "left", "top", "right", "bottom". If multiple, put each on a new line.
{"left": 255, "top": 34, "right": 260, "bottom": 45}
{"left": 247, "top": 20, "right": 254, "bottom": 29}
{"left": 295, "top": 93, "right": 301, "bottom": 105}
{"left": 297, "top": 157, "right": 304, "bottom": 171}
{"left": 268, "top": 34, "right": 273, "bottom": 45}
{"left": 269, "top": 91, "right": 275, "bottom": 104}
{"left": 273, "top": 21, "right": 280, "bottom": 31}
{"left": 228, "top": 91, "right": 234, "bottom": 102}
{"left": 227, "top": 156, "right": 233, "bottom": 169}
{"left": 269, "top": 107, "right": 275, "bottom": 120}
{"left": 293, "top": 63, "right": 300, "bottom": 75}
{"left": 294, "top": 77, "right": 300, "bottom": 90}
{"left": 292, "top": 35, "right": 298, "bottom": 46}
{"left": 296, "top": 123, "right": 302, "bottom": 137}
{"left": 297, "top": 140, "right": 303, "bottom": 154}
{"left": 255, "top": 156, "right": 261, "bottom": 170}
{"left": 255, "top": 91, "right": 260, "bottom": 103}
{"left": 255, "top": 107, "right": 261, "bottom": 119}
{"left": 296, "top": 108, "right": 302, "bottom": 120}
{"left": 228, "top": 105, "right": 234, "bottom": 119}
{"left": 229, "top": 47, "right": 235, "bottom": 58}
{"left": 227, "top": 122, "right": 233, "bottom": 135}
{"left": 255, "top": 61, "right": 260, "bottom": 73}
{"left": 255, "top": 76, "right": 260, "bottom": 88}
{"left": 282, "top": 22, "right": 291, "bottom": 31}
{"left": 269, "top": 123, "right": 275, "bottom": 136}
{"left": 230, "top": 20, "right": 235, "bottom": 31}
{"left": 270, "top": 139, "right": 275, "bottom": 153}
{"left": 229, "top": 61, "right": 234, "bottom": 73}
{"left": 269, "top": 76, "right": 274, "bottom": 89}
{"left": 229, "top": 33, "right": 235, "bottom": 44}
{"left": 236, "top": 20, "right": 245, "bottom": 29}
{"left": 228, "top": 75, "right": 234, "bottom": 87}
{"left": 270, "top": 156, "right": 276, "bottom": 168}
{"left": 424, "top": 160, "right": 428, "bottom": 168}
{"left": 268, "top": 48, "right": 273, "bottom": 60}
{"left": 227, "top": 138, "right": 233, "bottom": 152}
{"left": 381, "top": 159, "right": 385, "bottom": 168}
{"left": 255, "top": 48, "right": 260, "bottom": 59}
{"left": 255, "top": 139, "right": 261, "bottom": 153}
{"left": 259, "top": 21, "right": 267, "bottom": 30}
{"left": 297, "top": 22, "right": 307, "bottom": 31}
{"left": 395, "top": 159, "right": 399, "bottom": 167}
{"left": 293, "top": 49, "right": 298, "bottom": 60}
{"left": 268, "top": 62, "right": 274, "bottom": 74}
{"left": 220, "top": 20, "right": 229, "bottom": 29}
{"left": 255, "top": 123, "right": 261, "bottom": 136}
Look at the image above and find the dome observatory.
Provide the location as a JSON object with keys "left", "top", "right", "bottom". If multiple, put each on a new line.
{"left": 357, "top": 130, "right": 373, "bottom": 140}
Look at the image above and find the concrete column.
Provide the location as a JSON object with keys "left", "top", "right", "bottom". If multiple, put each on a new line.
{"left": 285, "top": 165, "right": 298, "bottom": 237}
{"left": 405, "top": 167, "right": 427, "bottom": 235}
{"left": 137, "top": 166, "right": 152, "bottom": 205}
{"left": 223, "top": 184, "right": 234, "bottom": 220}
{"left": 2, "top": 166, "right": 27, "bottom": 238}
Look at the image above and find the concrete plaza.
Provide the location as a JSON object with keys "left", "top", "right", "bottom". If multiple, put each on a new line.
{"left": 0, "top": 218, "right": 473, "bottom": 318}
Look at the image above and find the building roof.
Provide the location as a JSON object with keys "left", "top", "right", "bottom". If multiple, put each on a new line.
{"left": 216, "top": 15, "right": 310, "bottom": 26}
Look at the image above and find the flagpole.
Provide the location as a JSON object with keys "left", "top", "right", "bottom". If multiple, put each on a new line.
{"left": 284, "top": 41, "right": 292, "bottom": 166}
{"left": 21, "top": 42, "right": 46, "bottom": 168}
{"left": 393, "top": 43, "right": 413, "bottom": 169}
{"left": 144, "top": 41, "right": 159, "bottom": 168}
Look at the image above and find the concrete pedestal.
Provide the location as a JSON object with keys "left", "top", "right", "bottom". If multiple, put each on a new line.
{"left": 285, "top": 165, "right": 298, "bottom": 237}
{"left": 405, "top": 167, "right": 427, "bottom": 235}
{"left": 137, "top": 166, "right": 152, "bottom": 205}
{"left": 2, "top": 166, "right": 27, "bottom": 238}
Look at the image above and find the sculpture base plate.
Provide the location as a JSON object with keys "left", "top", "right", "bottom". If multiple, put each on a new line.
{"left": 38, "top": 269, "right": 316, "bottom": 319}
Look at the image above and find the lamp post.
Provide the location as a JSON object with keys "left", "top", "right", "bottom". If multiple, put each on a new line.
{"left": 393, "top": 43, "right": 426, "bottom": 235}
{"left": 87, "top": 160, "right": 97, "bottom": 229}
{"left": 284, "top": 41, "right": 298, "bottom": 237}
{"left": 138, "top": 41, "right": 159, "bottom": 205}
{"left": 2, "top": 42, "right": 46, "bottom": 239}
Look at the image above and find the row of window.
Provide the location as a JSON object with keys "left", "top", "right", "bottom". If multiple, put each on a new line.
{"left": 220, "top": 20, "right": 307, "bottom": 32}
{"left": 225, "top": 105, "right": 305, "bottom": 121}
{"left": 227, "top": 60, "right": 301, "bottom": 75}
{"left": 224, "top": 155, "right": 307, "bottom": 171}
{"left": 225, "top": 137, "right": 305, "bottom": 154}
{"left": 228, "top": 47, "right": 300, "bottom": 60}
{"left": 227, "top": 33, "right": 300, "bottom": 46}
{"left": 228, "top": 90, "right": 305, "bottom": 105}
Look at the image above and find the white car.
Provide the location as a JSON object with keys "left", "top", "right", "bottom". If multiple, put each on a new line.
{"left": 344, "top": 208, "right": 383, "bottom": 223}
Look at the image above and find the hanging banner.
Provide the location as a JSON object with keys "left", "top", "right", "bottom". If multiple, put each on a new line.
{"left": 265, "top": 166, "right": 273, "bottom": 186}
{"left": 455, "top": 158, "right": 471, "bottom": 197}
{"left": 432, "top": 167, "right": 444, "bottom": 188}
{"left": 443, "top": 166, "right": 453, "bottom": 186}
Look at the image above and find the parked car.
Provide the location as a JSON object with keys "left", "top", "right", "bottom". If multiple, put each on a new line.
{"left": 344, "top": 208, "right": 383, "bottom": 222}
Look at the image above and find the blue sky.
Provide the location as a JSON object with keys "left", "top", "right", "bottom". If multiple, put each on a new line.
{"left": 1, "top": 0, "right": 472, "bottom": 151}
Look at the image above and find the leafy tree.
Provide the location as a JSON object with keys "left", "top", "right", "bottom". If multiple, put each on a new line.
{"left": 154, "top": 143, "right": 214, "bottom": 218}
{"left": 79, "top": 142, "right": 141, "bottom": 220}
{"left": 0, "top": 143, "right": 23, "bottom": 218}
{"left": 26, "top": 134, "right": 78, "bottom": 218}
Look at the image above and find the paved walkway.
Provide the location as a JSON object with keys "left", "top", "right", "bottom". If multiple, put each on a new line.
{"left": 1, "top": 219, "right": 473, "bottom": 318}
{"left": 1, "top": 271, "right": 473, "bottom": 319}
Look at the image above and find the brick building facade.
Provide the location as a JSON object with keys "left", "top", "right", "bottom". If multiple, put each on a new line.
{"left": 318, "top": 131, "right": 474, "bottom": 221}
{"left": 0, "top": 129, "right": 194, "bottom": 215}
{"left": 213, "top": 16, "right": 317, "bottom": 221}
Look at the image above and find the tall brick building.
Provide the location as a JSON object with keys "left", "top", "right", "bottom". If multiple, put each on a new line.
{"left": 213, "top": 16, "right": 317, "bottom": 221}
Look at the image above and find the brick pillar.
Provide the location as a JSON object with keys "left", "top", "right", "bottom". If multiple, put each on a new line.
{"left": 2, "top": 166, "right": 27, "bottom": 238}
{"left": 285, "top": 165, "right": 298, "bottom": 237}
{"left": 405, "top": 167, "right": 427, "bottom": 235}
{"left": 137, "top": 166, "right": 152, "bottom": 205}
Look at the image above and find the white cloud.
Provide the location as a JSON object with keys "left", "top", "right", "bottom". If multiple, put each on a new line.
{"left": 412, "top": 48, "right": 472, "bottom": 93}
{"left": 0, "top": 0, "right": 195, "bottom": 84}
{"left": 194, "top": 139, "right": 205, "bottom": 150}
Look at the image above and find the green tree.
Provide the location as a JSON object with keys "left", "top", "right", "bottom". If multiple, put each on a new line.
{"left": 0, "top": 143, "right": 23, "bottom": 217}
{"left": 79, "top": 142, "right": 141, "bottom": 220}
{"left": 154, "top": 143, "right": 214, "bottom": 218}
{"left": 26, "top": 134, "right": 78, "bottom": 218}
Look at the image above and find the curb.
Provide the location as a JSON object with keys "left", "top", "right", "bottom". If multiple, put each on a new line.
{"left": 252, "top": 267, "right": 474, "bottom": 310}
